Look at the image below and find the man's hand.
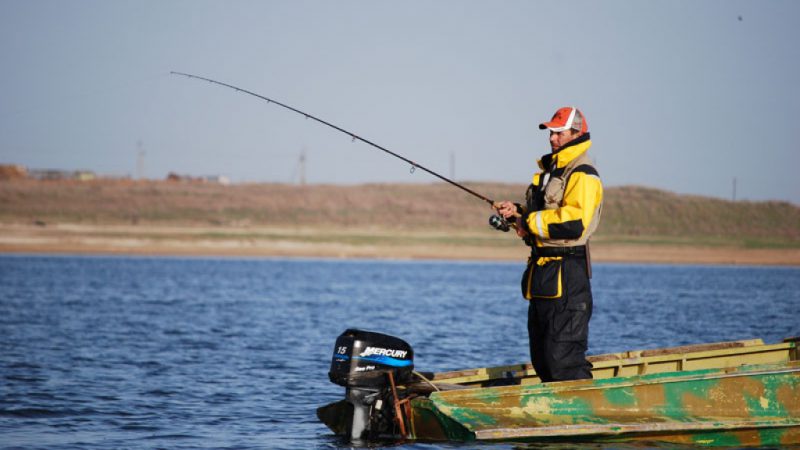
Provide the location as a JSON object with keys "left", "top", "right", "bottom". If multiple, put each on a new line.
{"left": 494, "top": 201, "right": 519, "bottom": 219}
{"left": 494, "top": 201, "right": 529, "bottom": 239}
{"left": 515, "top": 217, "right": 529, "bottom": 238}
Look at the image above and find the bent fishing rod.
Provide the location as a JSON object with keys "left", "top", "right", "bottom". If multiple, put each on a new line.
{"left": 170, "top": 71, "right": 496, "bottom": 206}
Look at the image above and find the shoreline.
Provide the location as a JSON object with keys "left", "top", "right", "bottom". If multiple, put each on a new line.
{"left": 1, "top": 223, "right": 798, "bottom": 266}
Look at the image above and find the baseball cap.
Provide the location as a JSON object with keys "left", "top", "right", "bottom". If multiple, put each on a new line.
{"left": 538, "top": 107, "right": 588, "bottom": 133}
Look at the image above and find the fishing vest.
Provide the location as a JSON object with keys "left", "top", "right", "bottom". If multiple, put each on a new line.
{"left": 525, "top": 138, "right": 602, "bottom": 249}
{"left": 520, "top": 136, "right": 601, "bottom": 300}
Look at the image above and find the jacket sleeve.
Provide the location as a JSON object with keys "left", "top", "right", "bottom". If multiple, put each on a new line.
{"left": 524, "top": 170, "right": 602, "bottom": 241}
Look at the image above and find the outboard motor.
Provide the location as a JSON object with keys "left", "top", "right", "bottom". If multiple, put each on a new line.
{"left": 328, "top": 329, "right": 414, "bottom": 441}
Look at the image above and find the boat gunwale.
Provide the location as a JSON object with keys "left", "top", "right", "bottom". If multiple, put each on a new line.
{"left": 428, "top": 340, "right": 796, "bottom": 386}
{"left": 429, "top": 361, "right": 800, "bottom": 402}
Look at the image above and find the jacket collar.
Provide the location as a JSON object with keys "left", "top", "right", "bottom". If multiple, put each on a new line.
{"left": 538, "top": 133, "right": 591, "bottom": 171}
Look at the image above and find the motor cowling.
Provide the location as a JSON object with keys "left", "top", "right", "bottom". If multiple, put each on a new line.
{"left": 327, "top": 329, "right": 415, "bottom": 441}
{"left": 329, "top": 328, "right": 414, "bottom": 388}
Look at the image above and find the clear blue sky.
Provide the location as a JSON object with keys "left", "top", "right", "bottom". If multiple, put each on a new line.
{"left": 1, "top": 0, "right": 798, "bottom": 203}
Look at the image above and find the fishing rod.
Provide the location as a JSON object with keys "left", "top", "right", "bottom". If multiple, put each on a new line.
{"left": 170, "top": 71, "right": 497, "bottom": 206}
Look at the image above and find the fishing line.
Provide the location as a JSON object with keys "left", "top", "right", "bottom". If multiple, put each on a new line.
{"left": 170, "top": 71, "right": 496, "bottom": 206}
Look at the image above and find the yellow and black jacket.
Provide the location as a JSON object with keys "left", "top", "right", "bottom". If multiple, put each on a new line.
{"left": 519, "top": 133, "right": 603, "bottom": 299}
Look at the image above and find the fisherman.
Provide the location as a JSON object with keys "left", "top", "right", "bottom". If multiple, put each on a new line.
{"left": 495, "top": 106, "right": 603, "bottom": 382}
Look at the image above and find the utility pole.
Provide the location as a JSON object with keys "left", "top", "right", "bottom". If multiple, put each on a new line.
{"left": 136, "top": 140, "right": 145, "bottom": 180}
{"left": 299, "top": 147, "right": 306, "bottom": 186}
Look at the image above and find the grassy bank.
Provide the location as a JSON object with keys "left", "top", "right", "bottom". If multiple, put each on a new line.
{"left": 0, "top": 179, "right": 797, "bottom": 264}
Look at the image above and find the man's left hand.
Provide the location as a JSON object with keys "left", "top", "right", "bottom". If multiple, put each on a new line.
{"left": 494, "top": 201, "right": 519, "bottom": 219}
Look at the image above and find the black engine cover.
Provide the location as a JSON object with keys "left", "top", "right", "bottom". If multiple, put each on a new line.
{"left": 329, "top": 329, "right": 414, "bottom": 388}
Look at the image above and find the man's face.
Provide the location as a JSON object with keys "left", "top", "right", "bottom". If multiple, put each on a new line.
{"left": 549, "top": 129, "right": 580, "bottom": 152}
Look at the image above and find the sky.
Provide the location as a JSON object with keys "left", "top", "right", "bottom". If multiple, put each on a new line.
{"left": 1, "top": 0, "right": 798, "bottom": 204}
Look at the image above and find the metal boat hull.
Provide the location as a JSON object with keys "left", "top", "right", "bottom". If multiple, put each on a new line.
{"left": 318, "top": 337, "right": 800, "bottom": 446}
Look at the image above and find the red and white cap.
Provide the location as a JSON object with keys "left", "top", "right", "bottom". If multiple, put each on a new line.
{"left": 538, "top": 107, "right": 588, "bottom": 133}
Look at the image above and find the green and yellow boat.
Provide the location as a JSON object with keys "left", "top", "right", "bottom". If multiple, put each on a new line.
{"left": 318, "top": 330, "right": 800, "bottom": 447}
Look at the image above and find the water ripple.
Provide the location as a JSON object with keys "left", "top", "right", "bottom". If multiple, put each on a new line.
{"left": 1, "top": 256, "right": 797, "bottom": 449}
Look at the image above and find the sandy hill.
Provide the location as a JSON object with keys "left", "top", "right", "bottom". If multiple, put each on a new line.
{"left": 1, "top": 179, "right": 797, "bottom": 246}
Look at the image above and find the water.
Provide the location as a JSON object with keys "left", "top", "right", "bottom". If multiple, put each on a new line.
{"left": 1, "top": 255, "right": 798, "bottom": 449}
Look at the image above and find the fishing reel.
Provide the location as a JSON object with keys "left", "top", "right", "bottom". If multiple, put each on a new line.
{"left": 489, "top": 214, "right": 511, "bottom": 232}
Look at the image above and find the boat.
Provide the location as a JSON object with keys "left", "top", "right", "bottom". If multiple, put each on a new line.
{"left": 317, "top": 329, "right": 800, "bottom": 447}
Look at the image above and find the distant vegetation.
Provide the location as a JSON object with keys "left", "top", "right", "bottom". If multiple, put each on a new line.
{"left": 1, "top": 179, "right": 797, "bottom": 248}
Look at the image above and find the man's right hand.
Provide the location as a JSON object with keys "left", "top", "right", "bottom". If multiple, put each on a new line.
{"left": 515, "top": 217, "right": 529, "bottom": 238}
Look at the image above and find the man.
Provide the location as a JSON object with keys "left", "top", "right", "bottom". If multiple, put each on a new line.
{"left": 496, "top": 106, "right": 603, "bottom": 382}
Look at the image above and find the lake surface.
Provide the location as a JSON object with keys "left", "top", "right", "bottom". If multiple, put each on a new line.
{"left": 1, "top": 255, "right": 798, "bottom": 449}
